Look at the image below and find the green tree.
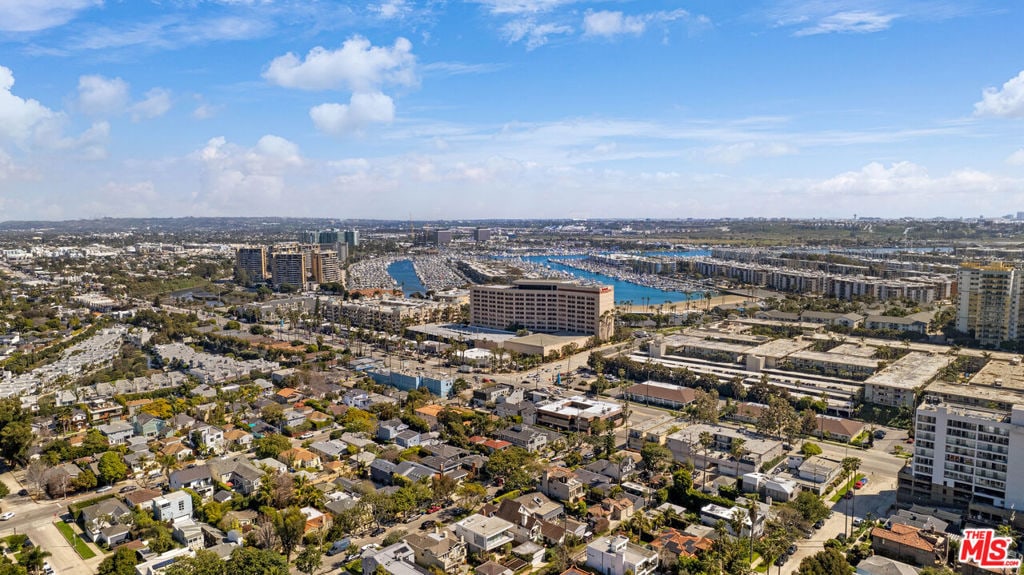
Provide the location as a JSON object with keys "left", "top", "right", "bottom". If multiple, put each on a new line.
{"left": 254, "top": 433, "right": 292, "bottom": 459}
{"left": 97, "top": 547, "right": 138, "bottom": 575}
{"left": 73, "top": 469, "right": 98, "bottom": 491}
{"left": 18, "top": 547, "right": 50, "bottom": 575}
{"left": 274, "top": 506, "right": 307, "bottom": 560}
{"left": 295, "top": 544, "right": 323, "bottom": 575}
{"left": 789, "top": 490, "right": 830, "bottom": 523}
{"left": 98, "top": 451, "right": 128, "bottom": 485}
{"left": 484, "top": 446, "right": 541, "bottom": 491}
{"left": 0, "top": 421, "right": 33, "bottom": 466}
{"left": 801, "top": 442, "right": 823, "bottom": 457}
{"left": 640, "top": 442, "right": 672, "bottom": 473}
{"left": 0, "top": 481, "right": 9, "bottom": 498}
{"left": 165, "top": 550, "right": 226, "bottom": 575}
{"left": 224, "top": 547, "right": 288, "bottom": 575}
{"left": 797, "top": 548, "right": 854, "bottom": 575}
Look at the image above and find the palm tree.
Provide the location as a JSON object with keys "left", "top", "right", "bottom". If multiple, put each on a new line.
{"left": 19, "top": 546, "right": 51, "bottom": 574}
{"left": 699, "top": 431, "right": 714, "bottom": 490}
{"left": 841, "top": 456, "right": 862, "bottom": 536}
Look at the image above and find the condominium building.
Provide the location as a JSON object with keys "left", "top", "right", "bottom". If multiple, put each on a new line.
{"left": 956, "top": 263, "right": 1023, "bottom": 347}
{"left": 311, "top": 250, "right": 341, "bottom": 284}
{"left": 235, "top": 246, "right": 267, "bottom": 283}
{"left": 270, "top": 251, "right": 306, "bottom": 290}
{"left": 469, "top": 279, "right": 614, "bottom": 339}
{"left": 898, "top": 397, "right": 1024, "bottom": 526}
{"left": 323, "top": 298, "right": 461, "bottom": 332}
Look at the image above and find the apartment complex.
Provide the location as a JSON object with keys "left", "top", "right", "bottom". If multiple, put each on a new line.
{"left": 469, "top": 279, "right": 614, "bottom": 339}
{"left": 323, "top": 298, "right": 461, "bottom": 332}
{"left": 956, "top": 263, "right": 1024, "bottom": 347}
{"left": 235, "top": 247, "right": 267, "bottom": 283}
{"left": 269, "top": 250, "right": 306, "bottom": 290}
{"left": 899, "top": 397, "right": 1024, "bottom": 526}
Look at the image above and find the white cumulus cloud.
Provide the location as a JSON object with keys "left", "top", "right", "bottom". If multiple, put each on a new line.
{"left": 77, "top": 75, "right": 131, "bottom": 117}
{"left": 583, "top": 11, "right": 646, "bottom": 37}
{"left": 0, "top": 0, "right": 100, "bottom": 32}
{"left": 1007, "top": 149, "right": 1024, "bottom": 166}
{"left": 975, "top": 71, "right": 1024, "bottom": 118}
{"left": 310, "top": 92, "right": 395, "bottom": 135}
{"left": 131, "top": 88, "right": 172, "bottom": 121}
{"left": 0, "top": 65, "right": 59, "bottom": 143}
{"left": 193, "top": 134, "right": 305, "bottom": 211}
{"left": 263, "top": 36, "right": 416, "bottom": 92}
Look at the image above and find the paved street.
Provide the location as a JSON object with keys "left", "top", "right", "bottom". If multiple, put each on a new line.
{"left": 1, "top": 472, "right": 107, "bottom": 575}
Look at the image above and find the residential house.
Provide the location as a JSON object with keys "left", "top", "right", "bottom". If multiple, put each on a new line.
{"left": 377, "top": 419, "right": 409, "bottom": 442}
{"left": 273, "top": 387, "right": 302, "bottom": 404}
{"left": 870, "top": 524, "right": 944, "bottom": 567}
{"left": 855, "top": 556, "right": 921, "bottom": 575}
{"left": 223, "top": 427, "right": 253, "bottom": 451}
{"left": 310, "top": 439, "right": 349, "bottom": 462}
{"left": 98, "top": 421, "right": 134, "bottom": 445}
{"left": 191, "top": 424, "right": 225, "bottom": 453}
{"left": 864, "top": 315, "right": 929, "bottom": 334}
{"left": 495, "top": 401, "right": 538, "bottom": 425}
{"left": 496, "top": 424, "right": 549, "bottom": 452}
{"left": 650, "top": 528, "right": 713, "bottom": 566}
{"left": 699, "top": 503, "right": 765, "bottom": 538}
{"left": 585, "top": 457, "right": 637, "bottom": 482}
{"left": 79, "top": 499, "right": 132, "bottom": 543}
{"left": 342, "top": 390, "right": 372, "bottom": 409}
{"left": 278, "top": 447, "right": 322, "bottom": 470}
{"left": 454, "top": 514, "right": 515, "bottom": 555}
{"left": 153, "top": 490, "right": 193, "bottom": 522}
{"left": 362, "top": 542, "right": 421, "bottom": 575}
{"left": 172, "top": 518, "right": 206, "bottom": 551}
{"left": 169, "top": 465, "right": 215, "bottom": 498}
{"left": 208, "top": 456, "right": 263, "bottom": 496}
{"left": 160, "top": 441, "right": 193, "bottom": 462}
{"left": 585, "top": 535, "right": 659, "bottom": 575}
{"left": 405, "top": 532, "right": 467, "bottom": 573}
{"left": 395, "top": 430, "right": 421, "bottom": 448}
{"left": 281, "top": 407, "right": 309, "bottom": 429}
{"left": 301, "top": 506, "right": 331, "bottom": 534}
{"left": 540, "top": 467, "right": 585, "bottom": 502}
{"left": 513, "top": 492, "right": 564, "bottom": 522}
{"left": 480, "top": 499, "right": 542, "bottom": 544}
{"left": 133, "top": 414, "right": 165, "bottom": 438}
{"left": 814, "top": 415, "right": 865, "bottom": 443}
{"left": 123, "top": 488, "right": 162, "bottom": 511}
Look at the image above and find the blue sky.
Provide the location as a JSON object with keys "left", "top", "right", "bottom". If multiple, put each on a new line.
{"left": 1, "top": 0, "right": 1023, "bottom": 221}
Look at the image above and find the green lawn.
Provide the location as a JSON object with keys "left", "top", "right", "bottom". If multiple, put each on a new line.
{"left": 830, "top": 475, "right": 866, "bottom": 503}
{"left": 54, "top": 521, "right": 97, "bottom": 559}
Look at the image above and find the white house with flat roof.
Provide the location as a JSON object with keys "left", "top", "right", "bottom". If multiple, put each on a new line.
{"left": 453, "top": 513, "right": 515, "bottom": 555}
{"left": 585, "top": 535, "right": 658, "bottom": 575}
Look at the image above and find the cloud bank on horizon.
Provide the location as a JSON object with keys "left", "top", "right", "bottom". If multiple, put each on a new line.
{"left": 0, "top": 0, "right": 1023, "bottom": 221}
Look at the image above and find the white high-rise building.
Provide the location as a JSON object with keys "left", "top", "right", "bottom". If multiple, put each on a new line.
{"left": 956, "top": 263, "right": 1023, "bottom": 347}
{"left": 900, "top": 397, "right": 1024, "bottom": 526}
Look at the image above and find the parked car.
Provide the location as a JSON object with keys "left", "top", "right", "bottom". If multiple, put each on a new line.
{"left": 421, "top": 520, "right": 437, "bottom": 531}
{"left": 844, "top": 491, "right": 853, "bottom": 499}
{"left": 814, "top": 520, "right": 825, "bottom": 529}
{"left": 427, "top": 505, "right": 442, "bottom": 513}
{"left": 0, "top": 512, "right": 14, "bottom": 521}
{"left": 327, "top": 538, "right": 351, "bottom": 556}
{"left": 873, "top": 429, "right": 887, "bottom": 439}
{"left": 775, "top": 555, "right": 788, "bottom": 566}
{"left": 96, "top": 485, "right": 113, "bottom": 493}
{"left": 371, "top": 527, "right": 386, "bottom": 537}
{"left": 119, "top": 485, "right": 137, "bottom": 494}
{"left": 787, "top": 544, "right": 797, "bottom": 555}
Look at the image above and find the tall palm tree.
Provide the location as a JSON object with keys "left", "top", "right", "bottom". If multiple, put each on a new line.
{"left": 699, "top": 431, "right": 714, "bottom": 490}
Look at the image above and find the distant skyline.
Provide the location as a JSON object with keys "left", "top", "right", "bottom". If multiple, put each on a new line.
{"left": 0, "top": 1, "right": 1023, "bottom": 221}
